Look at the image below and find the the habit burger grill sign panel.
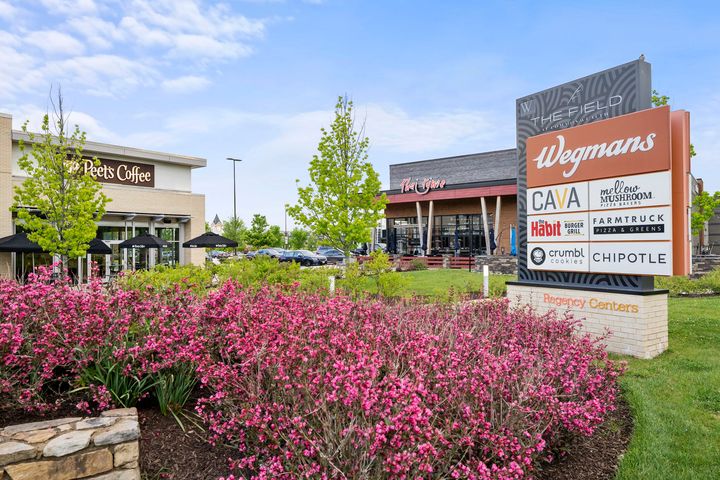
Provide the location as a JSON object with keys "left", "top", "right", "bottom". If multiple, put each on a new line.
{"left": 83, "top": 158, "right": 155, "bottom": 187}
{"left": 526, "top": 106, "right": 675, "bottom": 276}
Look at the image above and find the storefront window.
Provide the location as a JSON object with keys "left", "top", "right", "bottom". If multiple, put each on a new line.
{"left": 388, "top": 214, "right": 491, "bottom": 256}
{"left": 156, "top": 227, "right": 180, "bottom": 267}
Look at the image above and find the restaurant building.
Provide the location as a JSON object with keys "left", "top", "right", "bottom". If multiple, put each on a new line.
{"left": 0, "top": 112, "right": 206, "bottom": 279}
{"left": 382, "top": 149, "right": 517, "bottom": 257}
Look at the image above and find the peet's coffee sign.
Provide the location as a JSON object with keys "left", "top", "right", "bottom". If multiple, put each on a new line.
{"left": 84, "top": 158, "right": 154, "bottom": 187}
{"left": 399, "top": 177, "right": 447, "bottom": 195}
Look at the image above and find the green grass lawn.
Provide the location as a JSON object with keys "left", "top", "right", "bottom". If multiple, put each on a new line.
{"left": 348, "top": 269, "right": 515, "bottom": 299}
{"left": 616, "top": 296, "right": 720, "bottom": 479}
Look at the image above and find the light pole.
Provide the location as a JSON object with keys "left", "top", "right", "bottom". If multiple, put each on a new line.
{"left": 226, "top": 157, "right": 242, "bottom": 221}
{"left": 227, "top": 157, "right": 242, "bottom": 256}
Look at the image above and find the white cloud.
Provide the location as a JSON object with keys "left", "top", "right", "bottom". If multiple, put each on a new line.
{"left": 41, "top": 55, "right": 159, "bottom": 97}
{"left": 161, "top": 75, "right": 211, "bottom": 93}
{"left": 0, "top": 0, "right": 18, "bottom": 20}
{"left": 5, "top": 102, "right": 117, "bottom": 142}
{"left": 24, "top": 30, "right": 86, "bottom": 56}
{"left": 39, "top": 0, "right": 98, "bottom": 16}
{"left": 364, "top": 105, "right": 501, "bottom": 154}
{"left": 66, "top": 15, "right": 126, "bottom": 49}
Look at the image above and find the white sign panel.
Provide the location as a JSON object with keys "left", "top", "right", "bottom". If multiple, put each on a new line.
{"left": 528, "top": 181, "right": 588, "bottom": 215}
{"left": 589, "top": 171, "right": 671, "bottom": 211}
{"left": 528, "top": 242, "right": 590, "bottom": 272}
{"left": 528, "top": 212, "right": 589, "bottom": 242}
{"left": 589, "top": 206, "right": 672, "bottom": 242}
{"left": 590, "top": 242, "right": 673, "bottom": 276}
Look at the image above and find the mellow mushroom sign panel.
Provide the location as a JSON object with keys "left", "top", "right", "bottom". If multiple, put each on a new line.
{"left": 526, "top": 106, "right": 676, "bottom": 276}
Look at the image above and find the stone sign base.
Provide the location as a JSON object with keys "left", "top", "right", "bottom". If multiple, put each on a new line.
{"left": 506, "top": 282, "right": 668, "bottom": 359}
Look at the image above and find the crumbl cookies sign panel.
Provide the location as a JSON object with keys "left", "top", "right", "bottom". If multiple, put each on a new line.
{"left": 526, "top": 106, "right": 671, "bottom": 188}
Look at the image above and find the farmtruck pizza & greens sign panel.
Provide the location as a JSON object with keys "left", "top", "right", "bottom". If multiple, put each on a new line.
{"left": 526, "top": 105, "right": 675, "bottom": 276}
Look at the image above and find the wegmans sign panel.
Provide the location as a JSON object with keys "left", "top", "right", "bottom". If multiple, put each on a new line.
{"left": 526, "top": 106, "right": 677, "bottom": 276}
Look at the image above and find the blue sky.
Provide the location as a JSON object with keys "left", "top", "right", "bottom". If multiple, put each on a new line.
{"left": 1, "top": 0, "right": 718, "bottom": 227}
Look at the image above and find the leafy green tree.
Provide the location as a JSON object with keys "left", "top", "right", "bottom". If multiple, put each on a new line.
{"left": 245, "top": 214, "right": 283, "bottom": 248}
{"left": 691, "top": 191, "right": 720, "bottom": 236}
{"left": 287, "top": 96, "right": 387, "bottom": 255}
{"left": 288, "top": 228, "right": 309, "bottom": 249}
{"left": 222, "top": 217, "right": 246, "bottom": 248}
{"left": 12, "top": 94, "right": 109, "bottom": 271}
{"left": 267, "top": 225, "right": 284, "bottom": 248}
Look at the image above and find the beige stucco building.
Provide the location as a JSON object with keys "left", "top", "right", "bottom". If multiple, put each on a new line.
{"left": 0, "top": 112, "right": 206, "bottom": 279}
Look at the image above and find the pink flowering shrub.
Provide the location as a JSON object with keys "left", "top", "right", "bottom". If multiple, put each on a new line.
{"left": 193, "top": 282, "right": 622, "bottom": 479}
{"left": 0, "top": 270, "right": 623, "bottom": 479}
{"left": 0, "top": 267, "right": 203, "bottom": 411}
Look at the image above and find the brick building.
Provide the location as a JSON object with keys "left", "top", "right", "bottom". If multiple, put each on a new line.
{"left": 382, "top": 149, "right": 517, "bottom": 257}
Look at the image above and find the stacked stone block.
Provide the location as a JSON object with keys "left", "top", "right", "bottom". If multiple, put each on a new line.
{"left": 0, "top": 408, "right": 140, "bottom": 480}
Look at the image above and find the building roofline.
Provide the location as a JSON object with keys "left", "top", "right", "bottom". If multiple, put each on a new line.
{"left": 389, "top": 148, "right": 516, "bottom": 168}
{"left": 11, "top": 130, "right": 207, "bottom": 169}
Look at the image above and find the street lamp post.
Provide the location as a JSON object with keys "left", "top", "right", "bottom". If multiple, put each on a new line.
{"left": 226, "top": 157, "right": 242, "bottom": 221}
{"left": 227, "top": 157, "right": 242, "bottom": 255}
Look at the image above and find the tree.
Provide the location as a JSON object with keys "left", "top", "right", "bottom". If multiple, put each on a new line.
{"left": 288, "top": 228, "right": 309, "bottom": 249}
{"left": 222, "top": 217, "right": 246, "bottom": 248}
{"left": 287, "top": 96, "right": 387, "bottom": 255}
{"left": 266, "top": 225, "right": 284, "bottom": 248}
{"left": 12, "top": 92, "right": 109, "bottom": 271}
{"left": 245, "top": 214, "right": 283, "bottom": 248}
{"left": 691, "top": 191, "right": 720, "bottom": 236}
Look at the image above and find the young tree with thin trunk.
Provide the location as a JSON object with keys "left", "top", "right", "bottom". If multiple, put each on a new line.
{"left": 12, "top": 91, "right": 109, "bottom": 273}
{"left": 287, "top": 96, "right": 387, "bottom": 255}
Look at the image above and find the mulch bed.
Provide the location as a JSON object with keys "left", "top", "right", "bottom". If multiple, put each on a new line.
{"left": 139, "top": 408, "right": 235, "bottom": 479}
{"left": 0, "top": 396, "right": 633, "bottom": 480}
{"left": 537, "top": 395, "right": 634, "bottom": 480}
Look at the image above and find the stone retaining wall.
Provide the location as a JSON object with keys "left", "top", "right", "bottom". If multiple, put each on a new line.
{"left": 692, "top": 255, "right": 720, "bottom": 275}
{"left": 0, "top": 408, "right": 140, "bottom": 480}
{"left": 474, "top": 255, "right": 518, "bottom": 275}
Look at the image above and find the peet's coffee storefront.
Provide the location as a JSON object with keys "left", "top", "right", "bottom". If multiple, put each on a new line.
{"left": 382, "top": 150, "right": 518, "bottom": 257}
{"left": 0, "top": 112, "right": 206, "bottom": 280}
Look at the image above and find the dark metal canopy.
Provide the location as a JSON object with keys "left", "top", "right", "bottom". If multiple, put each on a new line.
{"left": 182, "top": 231, "right": 238, "bottom": 248}
{"left": 87, "top": 238, "right": 112, "bottom": 255}
{"left": 119, "top": 234, "right": 170, "bottom": 249}
{"left": 0, "top": 232, "right": 44, "bottom": 253}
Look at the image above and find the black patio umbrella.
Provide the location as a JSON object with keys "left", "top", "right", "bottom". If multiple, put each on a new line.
{"left": 87, "top": 237, "right": 112, "bottom": 255}
{"left": 182, "top": 231, "right": 238, "bottom": 248}
{"left": 0, "top": 232, "right": 45, "bottom": 280}
{"left": 119, "top": 234, "right": 170, "bottom": 249}
{"left": 0, "top": 232, "right": 44, "bottom": 253}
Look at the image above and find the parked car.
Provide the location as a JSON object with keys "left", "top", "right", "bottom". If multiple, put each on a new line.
{"left": 247, "top": 248, "right": 285, "bottom": 259}
{"left": 316, "top": 246, "right": 337, "bottom": 254}
{"left": 318, "top": 248, "right": 345, "bottom": 265}
{"left": 351, "top": 243, "right": 368, "bottom": 256}
{"left": 280, "top": 250, "right": 327, "bottom": 266}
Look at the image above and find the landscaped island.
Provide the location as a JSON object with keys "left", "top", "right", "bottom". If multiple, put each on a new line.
{"left": 0, "top": 260, "right": 624, "bottom": 479}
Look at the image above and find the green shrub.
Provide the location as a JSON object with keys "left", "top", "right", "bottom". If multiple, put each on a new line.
{"left": 377, "top": 271, "right": 409, "bottom": 298}
{"left": 409, "top": 258, "right": 428, "bottom": 271}
{"left": 119, "top": 264, "right": 213, "bottom": 294}
{"left": 337, "top": 261, "right": 368, "bottom": 299}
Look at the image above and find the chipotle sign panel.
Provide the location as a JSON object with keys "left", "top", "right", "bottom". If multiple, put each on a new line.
{"left": 83, "top": 158, "right": 154, "bottom": 187}
{"left": 527, "top": 106, "right": 671, "bottom": 188}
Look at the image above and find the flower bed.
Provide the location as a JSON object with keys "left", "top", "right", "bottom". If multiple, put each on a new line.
{"left": 0, "top": 269, "right": 623, "bottom": 479}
